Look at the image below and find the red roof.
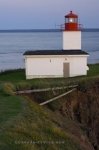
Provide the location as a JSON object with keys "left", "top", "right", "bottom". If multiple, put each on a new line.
{"left": 65, "top": 11, "right": 78, "bottom": 18}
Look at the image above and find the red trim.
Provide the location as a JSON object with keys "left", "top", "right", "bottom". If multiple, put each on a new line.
{"left": 65, "top": 23, "right": 79, "bottom": 31}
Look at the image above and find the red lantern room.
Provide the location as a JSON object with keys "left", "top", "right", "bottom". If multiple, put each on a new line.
{"left": 64, "top": 11, "right": 79, "bottom": 31}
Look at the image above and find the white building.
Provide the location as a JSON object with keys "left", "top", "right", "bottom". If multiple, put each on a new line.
{"left": 24, "top": 11, "right": 89, "bottom": 79}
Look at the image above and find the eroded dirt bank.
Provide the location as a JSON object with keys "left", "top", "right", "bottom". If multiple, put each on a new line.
{"left": 60, "top": 80, "right": 99, "bottom": 150}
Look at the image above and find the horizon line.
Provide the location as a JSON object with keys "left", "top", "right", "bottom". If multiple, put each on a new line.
{"left": 0, "top": 28, "right": 99, "bottom": 32}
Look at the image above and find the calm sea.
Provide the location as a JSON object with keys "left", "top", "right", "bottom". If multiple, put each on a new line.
{"left": 0, "top": 29, "right": 99, "bottom": 71}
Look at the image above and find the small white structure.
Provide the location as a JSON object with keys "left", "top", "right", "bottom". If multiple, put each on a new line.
{"left": 24, "top": 11, "right": 89, "bottom": 79}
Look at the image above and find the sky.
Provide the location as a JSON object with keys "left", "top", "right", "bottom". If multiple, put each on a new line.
{"left": 0, "top": 0, "right": 99, "bottom": 29}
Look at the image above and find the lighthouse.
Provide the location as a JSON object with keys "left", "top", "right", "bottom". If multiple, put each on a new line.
{"left": 63, "top": 11, "right": 81, "bottom": 50}
{"left": 24, "top": 10, "right": 89, "bottom": 79}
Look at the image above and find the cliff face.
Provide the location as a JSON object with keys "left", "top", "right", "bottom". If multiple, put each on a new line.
{"left": 22, "top": 78, "right": 99, "bottom": 150}
{"left": 60, "top": 79, "right": 99, "bottom": 150}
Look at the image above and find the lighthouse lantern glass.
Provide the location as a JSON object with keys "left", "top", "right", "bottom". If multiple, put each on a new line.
{"left": 69, "top": 18, "right": 74, "bottom": 23}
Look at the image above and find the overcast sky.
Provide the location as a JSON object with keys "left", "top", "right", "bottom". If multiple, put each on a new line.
{"left": 0, "top": 0, "right": 98, "bottom": 29}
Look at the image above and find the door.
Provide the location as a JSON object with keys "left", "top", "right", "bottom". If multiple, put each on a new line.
{"left": 63, "top": 63, "right": 70, "bottom": 77}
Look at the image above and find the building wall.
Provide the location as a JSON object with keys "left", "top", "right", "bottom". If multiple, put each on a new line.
{"left": 24, "top": 55, "right": 88, "bottom": 79}
{"left": 25, "top": 57, "right": 63, "bottom": 78}
{"left": 69, "top": 56, "right": 88, "bottom": 77}
{"left": 63, "top": 31, "right": 81, "bottom": 50}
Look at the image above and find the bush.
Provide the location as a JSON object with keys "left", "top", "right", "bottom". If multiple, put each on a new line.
{"left": 2, "top": 83, "right": 15, "bottom": 96}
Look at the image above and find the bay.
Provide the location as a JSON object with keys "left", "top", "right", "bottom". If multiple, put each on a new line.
{"left": 0, "top": 30, "right": 99, "bottom": 71}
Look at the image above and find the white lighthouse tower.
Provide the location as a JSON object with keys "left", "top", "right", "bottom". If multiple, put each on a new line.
{"left": 63, "top": 11, "right": 81, "bottom": 50}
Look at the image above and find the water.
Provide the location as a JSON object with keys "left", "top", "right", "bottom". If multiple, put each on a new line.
{"left": 82, "top": 31, "right": 99, "bottom": 64}
{"left": 0, "top": 30, "right": 99, "bottom": 71}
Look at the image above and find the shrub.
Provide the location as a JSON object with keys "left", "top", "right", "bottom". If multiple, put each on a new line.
{"left": 2, "top": 83, "right": 15, "bottom": 96}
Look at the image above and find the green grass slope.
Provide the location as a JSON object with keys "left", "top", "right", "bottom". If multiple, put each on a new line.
{"left": 0, "top": 95, "right": 83, "bottom": 150}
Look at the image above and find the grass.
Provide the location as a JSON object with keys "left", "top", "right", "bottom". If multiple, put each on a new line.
{"left": 87, "top": 64, "right": 99, "bottom": 76}
{"left": 0, "top": 64, "right": 99, "bottom": 89}
{"left": 0, "top": 69, "right": 26, "bottom": 82}
{"left": 0, "top": 95, "right": 82, "bottom": 150}
{"left": 0, "top": 64, "right": 99, "bottom": 150}
{"left": 0, "top": 95, "right": 23, "bottom": 125}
